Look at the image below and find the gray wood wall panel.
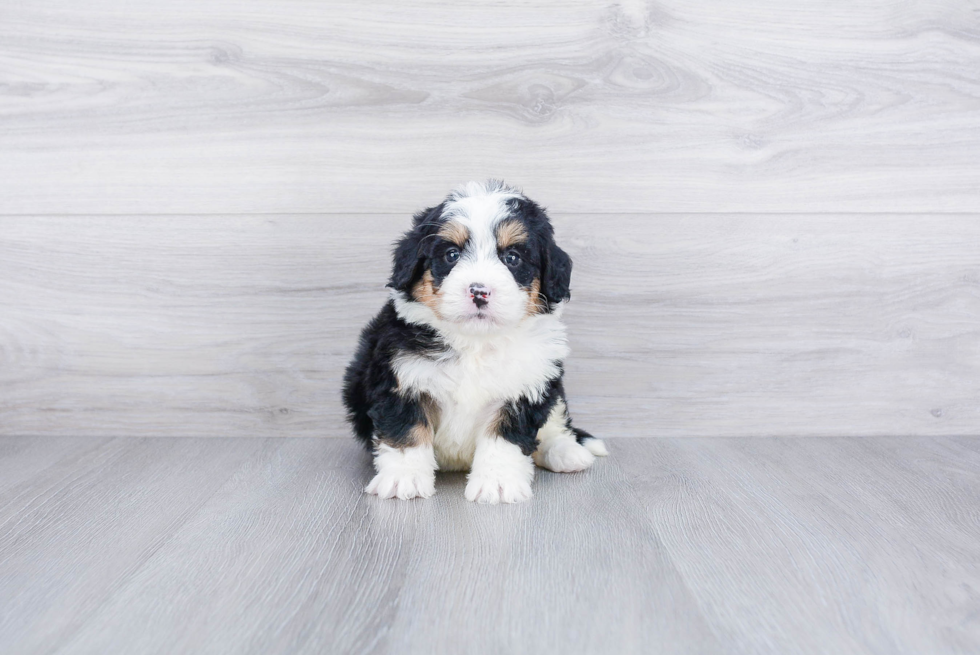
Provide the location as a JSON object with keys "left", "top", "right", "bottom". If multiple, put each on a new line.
{"left": 2, "top": 215, "right": 978, "bottom": 438}
{"left": 2, "top": 1, "right": 979, "bottom": 214}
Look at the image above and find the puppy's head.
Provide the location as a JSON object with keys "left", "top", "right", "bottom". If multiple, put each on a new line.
{"left": 388, "top": 180, "right": 571, "bottom": 334}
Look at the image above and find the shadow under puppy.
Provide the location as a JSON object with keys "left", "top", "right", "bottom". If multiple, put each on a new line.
{"left": 343, "top": 180, "right": 607, "bottom": 504}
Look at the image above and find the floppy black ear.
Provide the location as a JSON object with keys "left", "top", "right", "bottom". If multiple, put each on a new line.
{"left": 386, "top": 203, "right": 444, "bottom": 293}
{"left": 386, "top": 227, "right": 425, "bottom": 292}
{"left": 542, "top": 240, "right": 572, "bottom": 304}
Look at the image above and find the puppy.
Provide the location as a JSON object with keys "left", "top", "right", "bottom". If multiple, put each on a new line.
{"left": 342, "top": 180, "right": 607, "bottom": 504}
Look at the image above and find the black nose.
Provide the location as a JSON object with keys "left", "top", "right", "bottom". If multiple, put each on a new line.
{"left": 469, "top": 284, "right": 491, "bottom": 308}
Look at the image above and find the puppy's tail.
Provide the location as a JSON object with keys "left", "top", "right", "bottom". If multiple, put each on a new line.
{"left": 571, "top": 427, "right": 609, "bottom": 457}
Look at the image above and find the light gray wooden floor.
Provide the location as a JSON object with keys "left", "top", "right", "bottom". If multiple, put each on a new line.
{"left": 2, "top": 436, "right": 978, "bottom": 655}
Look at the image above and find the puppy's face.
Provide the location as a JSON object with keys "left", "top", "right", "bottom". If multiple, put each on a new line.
{"left": 388, "top": 182, "right": 572, "bottom": 335}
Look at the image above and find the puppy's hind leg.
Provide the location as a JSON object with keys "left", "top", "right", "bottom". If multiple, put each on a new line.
{"left": 533, "top": 399, "right": 604, "bottom": 473}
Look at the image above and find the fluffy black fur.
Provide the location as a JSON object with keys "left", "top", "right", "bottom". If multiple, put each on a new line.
{"left": 387, "top": 203, "right": 447, "bottom": 293}
{"left": 505, "top": 196, "right": 572, "bottom": 306}
{"left": 496, "top": 372, "right": 595, "bottom": 456}
{"left": 341, "top": 301, "right": 442, "bottom": 448}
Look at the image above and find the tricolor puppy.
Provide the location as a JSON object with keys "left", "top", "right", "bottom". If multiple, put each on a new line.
{"left": 342, "top": 180, "right": 607, "bottom": 504}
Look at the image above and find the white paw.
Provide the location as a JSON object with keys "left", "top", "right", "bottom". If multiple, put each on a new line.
{"left": 464, "top": 474, "right": 533, "bottom": 504}
{"left": 366, "top": 469, "right": 435, "bottom": 500}
{"left": 366, "top": 443, "right": 437, "bottom": 500}
{"left": 535, "top": 439, "right": 596, "bottom": 473}
{"left": 582, "top": 438, "right": 609, "bottom": 457}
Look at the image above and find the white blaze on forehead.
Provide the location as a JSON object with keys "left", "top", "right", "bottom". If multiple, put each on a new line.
{"left": 442, "top": 183, "right": 522, "bottom": 259}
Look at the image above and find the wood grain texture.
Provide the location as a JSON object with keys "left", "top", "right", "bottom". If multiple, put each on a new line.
{"left": 1, "top": 0, "right": 979, "bottom": 214}
{"left": 2, "top": 215, "right": 978, "bottom": 438}
{"left": 2, "top": 436, "right": 979, "bottom": 654}
{"left": 0, "top": 437, "right": 718, "bottom": 655}
{"left": 0, "top": 437, "right": 266, "bottom": 654}
{"left": 615, "top": 437, "right": 980, "bottom": 655}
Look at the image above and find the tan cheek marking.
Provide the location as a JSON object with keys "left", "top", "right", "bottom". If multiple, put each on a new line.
{"left": 496, "top": 220, "right": 529, "bottom": 249}
{"left": 525, "top": 277, "right": 545, "bottom": 316}
{"left": 411, "top": 270, "right": 443, "bottom": 318}
{"left": 438, "top": 221, "right": 469, "bottom": 247}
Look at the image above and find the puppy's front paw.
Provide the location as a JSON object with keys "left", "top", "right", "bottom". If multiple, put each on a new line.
{"left": 464, "top": 474, "right": 532, "bottom": 504}
{"left": 366, "top": 469, "right": 435, "bottom": 500}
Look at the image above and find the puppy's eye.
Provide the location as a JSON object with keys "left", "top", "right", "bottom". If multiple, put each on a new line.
{"left": 503, "top": 250, "right": 521, "bottom": 267}
{"left": 445, "top": 248, "right": 460, "bottom": 263}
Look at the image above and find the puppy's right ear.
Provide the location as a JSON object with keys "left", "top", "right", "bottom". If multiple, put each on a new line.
{"left": 386, "top": 203, "right": 443, "bottom": 293}
{"left": 387, "top": 228, "right": 424, "bottom": 292}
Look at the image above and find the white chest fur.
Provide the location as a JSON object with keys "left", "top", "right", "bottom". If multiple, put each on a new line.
{"left": 391, "top": 311, "right": 569, "bottom": 470}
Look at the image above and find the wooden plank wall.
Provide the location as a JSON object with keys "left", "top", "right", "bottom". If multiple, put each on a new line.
{"left": 1, "top": 0, "right": 978, "bottom": 437}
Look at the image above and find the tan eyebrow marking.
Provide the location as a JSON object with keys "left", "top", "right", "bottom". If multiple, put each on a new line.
{"left": 496, "top": 219, "right": 529, "bottom": 249}
{"left": 437, "top": 220, "right": 469, "bottom": 247}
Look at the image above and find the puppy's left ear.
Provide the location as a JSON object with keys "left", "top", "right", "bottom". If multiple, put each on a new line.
{"left": 542, "top": 240, "right": 572, "bottom": 304}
